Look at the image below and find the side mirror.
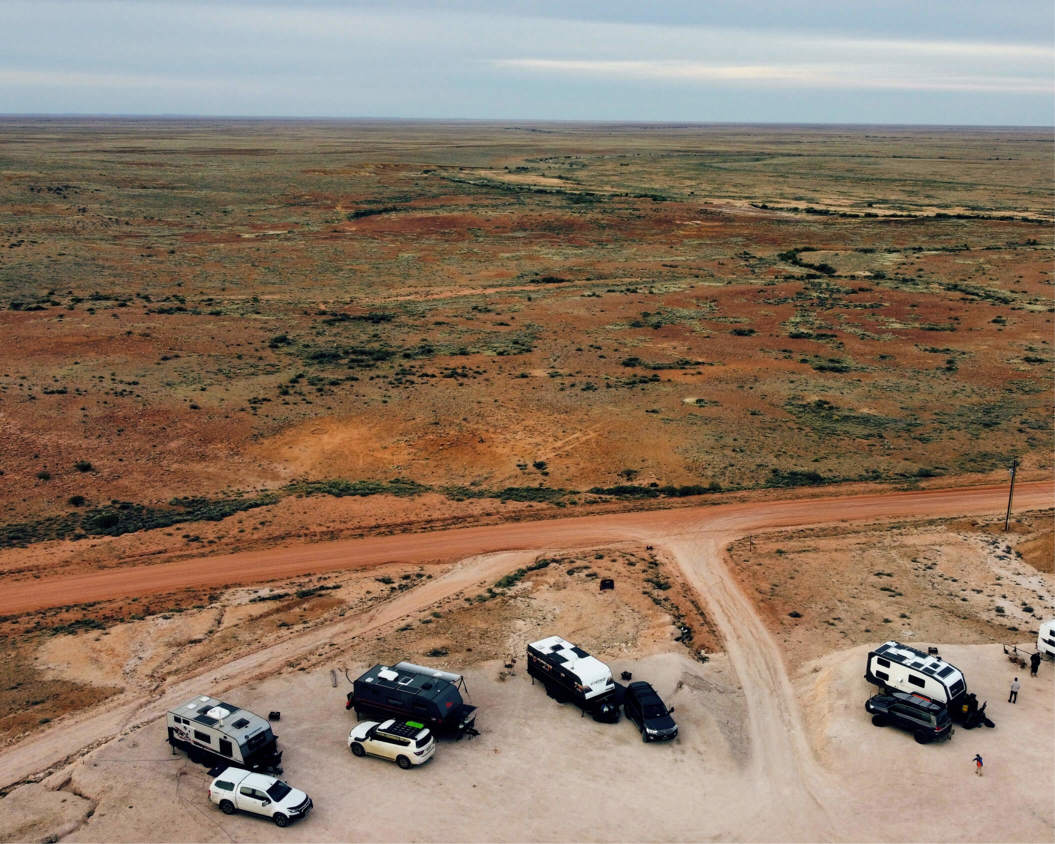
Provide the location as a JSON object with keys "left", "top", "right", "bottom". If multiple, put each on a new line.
{"left": 668, "top": 707, "right": 675, "bottom": 715}
{"left": 262, "top": 799, "right": 270, "bottom": 806}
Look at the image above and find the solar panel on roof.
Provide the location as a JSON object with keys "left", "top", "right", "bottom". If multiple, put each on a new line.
{"left": 381, "top": 721, "right": 427, "bottom": 740}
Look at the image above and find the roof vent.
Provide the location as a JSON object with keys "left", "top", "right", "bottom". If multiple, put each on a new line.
{"left": 378, "top": 669, "right": 399, "bottom": 682}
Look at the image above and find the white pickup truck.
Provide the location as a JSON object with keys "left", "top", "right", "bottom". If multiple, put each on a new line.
{"left": 208, "top": 767, "right": 313, "bottom": 827}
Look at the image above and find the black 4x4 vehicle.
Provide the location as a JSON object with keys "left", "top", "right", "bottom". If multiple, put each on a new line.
{"left": 623, "top": 682, "right": 677, "bottom": 742}
{"left": 865, "top": 690, "right": 952, "bottom": 744}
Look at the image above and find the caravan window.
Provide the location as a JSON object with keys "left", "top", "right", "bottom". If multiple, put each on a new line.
{"left": 877, "top": 657, "right": 891, "bottom": 668}
{"left": 219, "top": 738, "right": 233, "bottom": 757}
{"left": 907, "top": 675, "right": 926, "bottom": 688}
{"left": 193, "top": 730, "right": 212, "bottom": 744}
{"left": 874, "top": 670, "right": 889, "bottom": 682}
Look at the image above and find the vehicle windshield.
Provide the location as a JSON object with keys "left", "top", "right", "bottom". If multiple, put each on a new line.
{"left": 266, "top": 781, "right": 292, "bottom": 802}
{"left": 644, "top": 704, "right": 668, "bottom": 719}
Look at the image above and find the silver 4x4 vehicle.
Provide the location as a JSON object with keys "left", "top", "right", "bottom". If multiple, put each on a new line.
{"left": 865, "top": 691, "right": 953, "bottom": 744}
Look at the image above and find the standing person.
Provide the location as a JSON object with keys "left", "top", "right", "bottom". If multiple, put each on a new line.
{"left": 1030, "top": 651, "right": 1041, "bottom": 677}
{"left": 972, "top": 754, "right": 983, "bottom": 776}
{"left": 1009, "top": 676, "right": 1020, "bottom": 703}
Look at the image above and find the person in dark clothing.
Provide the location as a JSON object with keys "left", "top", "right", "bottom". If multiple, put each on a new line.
{"left": 1030, "top": 651, "right": 1041, "bottom": 677}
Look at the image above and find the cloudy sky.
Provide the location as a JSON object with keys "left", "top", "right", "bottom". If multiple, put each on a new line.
{"left": 2, "top": 0, "right": 1052, "bottom": 124}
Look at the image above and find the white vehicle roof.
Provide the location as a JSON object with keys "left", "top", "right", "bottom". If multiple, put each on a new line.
{"left": 529, "top": 635, "right": 614, "bottom": 691}
{"left": 170, "top": 695, "right": 272, "bottom": 744}
{"left": 872, "top": 641, "right": 964, "bottom": 685}
{"left": 241, "top": 771, "right": 281, "bottom": 790}
{"left": 211, "top": 767, "right": 252, "bottom": 785}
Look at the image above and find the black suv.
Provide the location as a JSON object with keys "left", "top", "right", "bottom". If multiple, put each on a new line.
{"left": 623, "top": 681, "right": 677, "bottom": 742}
{"left": 865, "top": 691, "right": 952, "bottom": 744}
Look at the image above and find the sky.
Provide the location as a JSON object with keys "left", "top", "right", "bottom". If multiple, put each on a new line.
{"left": 1, "top": 0, "right": 1052, "bottom": 125}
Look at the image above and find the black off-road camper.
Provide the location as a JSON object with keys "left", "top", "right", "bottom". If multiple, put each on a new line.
{"left": 345, "top": 661, "right": 477, "bottom": 738}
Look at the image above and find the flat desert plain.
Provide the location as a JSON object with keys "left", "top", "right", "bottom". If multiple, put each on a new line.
{"left": 0, "top": 121, "right": 1052, "bottom": 842}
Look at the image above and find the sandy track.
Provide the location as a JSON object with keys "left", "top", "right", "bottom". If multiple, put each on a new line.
{"left": 664, "top": 531, "right": 839, "bottom": 840}
{"left": 3, "top": 482, "right": 1050, "bottom": 616}
{"left": 1, "top": 481, "right": 1050, "bottom": 824}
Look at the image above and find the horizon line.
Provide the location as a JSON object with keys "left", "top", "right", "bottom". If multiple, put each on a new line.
{"left": 0, "top": 113, "right": 1051, "bottom": 130}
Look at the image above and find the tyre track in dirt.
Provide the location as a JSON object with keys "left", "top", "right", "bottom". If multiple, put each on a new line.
{"left": 660, "top": 527, "right": 839, "bottom": 840}
{"left": 0, "top": 551, "right": 544, "bottom": 794}
{"left": 1, "top": 482, "right": 1050, "bottom": 817}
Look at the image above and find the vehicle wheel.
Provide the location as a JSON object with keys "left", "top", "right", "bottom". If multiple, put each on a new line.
{"left": 914, "top": 731, "right": 930, "bottom": 745}
{"left": 188, "top": 749, "right": 202, "bottom": 764}
{"left": 641, "top": 733, "right": 650, "bottom": 743}
{"left": 350, "top": 742, "right": 366, "bottom": 757}
{"left": 219, "top": 800, "right": 235, "bottom": 815}
{"left": 396, "top": 755, "right": 412, "bottom": 770}
{"left": 871, "top": 714, "right": 887, "bottom": 727}
{"left": 273, "top": 813, "right": 289, "bottom": 828}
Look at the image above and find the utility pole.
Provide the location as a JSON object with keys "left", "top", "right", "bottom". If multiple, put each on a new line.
{"left": 1004, "top": 458, "right": 1017, "bottom": 531}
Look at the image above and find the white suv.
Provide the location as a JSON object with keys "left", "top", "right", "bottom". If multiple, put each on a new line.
{"left": 347, "top": 719, "right": 436, "bottom": 768}
{"left": 208, "top": 767, "right": 313, "bottom": 827}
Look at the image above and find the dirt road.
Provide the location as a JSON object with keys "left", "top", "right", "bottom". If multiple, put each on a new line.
{"left": 4, "top": 482, "right": 1050, "bottom": 616}
{"left": 1, "top": 480, "right": 1050, "bottom": 838}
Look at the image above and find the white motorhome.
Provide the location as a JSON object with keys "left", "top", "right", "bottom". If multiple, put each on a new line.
{"left": 865, "top": 641, "right": 967, "bottom": 710}
{"left": 167, "top": 695, "right": 283, "bottom": 772}
{"left": 526, "top": 635, "right": 619, "bottom": 722}
{"left": 1038, "top": 619, "right": 1055, "bottom": 658}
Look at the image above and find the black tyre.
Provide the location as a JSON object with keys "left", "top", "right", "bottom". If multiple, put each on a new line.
{"left": 871, "top": 714, "right": 887, "bottom": 727}
{"left": 188, "top": 749, "right": 203, "bottom": 764}
{"left": 273, "top": 813, "right": 289, "bottom": 828}
{"left": 396, "top": 755, "right": 412, "bottom": 770}
{"left": 914, "top": 730, "right": 930, "bottom": 745}
{"left": 350, "top": 742, "right": 366, "bottom": 757}
{"left": 219, "top": 799, "right": 235, "bottom": 815}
